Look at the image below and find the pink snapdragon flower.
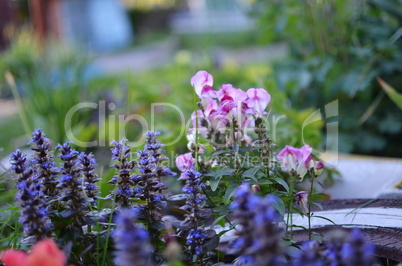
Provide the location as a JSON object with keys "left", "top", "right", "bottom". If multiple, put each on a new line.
{"left": 217, "top": 84, "right": 248, "bottom": 103}
{"left": 246, "top": 88, "right": 271, "bottom": 115}
{"left": 191, "top": 70, "right": 214, "bottom": 97}
{"left": 176, "top": 152, "right": 195, "bottom": 173}
{"left": 218, "top": 85, "right": 254, "bottom": 117}
{"left": 277, "top": 145, "right": 312, "bottom": 180}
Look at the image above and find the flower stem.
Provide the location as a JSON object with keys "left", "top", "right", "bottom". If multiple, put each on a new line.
{"left": 286, "top": 177, "right": 295, "bottom": 239}
{"left": 308, "top": 173, "right": 315, "bottom": 240}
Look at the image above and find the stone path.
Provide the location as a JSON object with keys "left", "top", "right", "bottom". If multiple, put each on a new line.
{"left": 95, "top": 37, "right": 288, "bottom": 74}
{"left": 0, "top": 99, "right": 18, "bottom": 119}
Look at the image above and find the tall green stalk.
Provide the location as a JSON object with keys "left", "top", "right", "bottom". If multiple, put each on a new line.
{"left": 307, "top": 173, "right": 315, "bottom": 240}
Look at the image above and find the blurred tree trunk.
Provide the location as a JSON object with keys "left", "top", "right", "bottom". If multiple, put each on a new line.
{"left": 0, "top": 0, "right": 13, "bottom": 50}
{"left": 29, "top": 0, "right": 61, "bottom": 45}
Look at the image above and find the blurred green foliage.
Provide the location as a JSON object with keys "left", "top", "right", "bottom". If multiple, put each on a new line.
{"left": 256, "top": 0, "right": 402, "bottom": 156}
{"left": 179, "top": 31, "right": 260, "bottom": 50}
{"left": 0, "top": 115, "right": 24, "bottom": 158}
{"left": 0, "top": 28, "right": 100, "bottom": 145}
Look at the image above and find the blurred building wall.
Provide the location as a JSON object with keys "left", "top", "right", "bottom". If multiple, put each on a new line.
{"left": 59, "top": 0, "right": 133, "bottom": 52}
{"left": 171, "top": 0, "right": 253, "bottom": 33}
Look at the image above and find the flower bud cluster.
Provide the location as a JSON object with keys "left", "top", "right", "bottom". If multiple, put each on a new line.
{"left": 79, "top": 152, "right": 100, "bottom": 208}
{"left": 108, "top": 139, "right": 136, "bottom": 209}
{"left": 133, "top": 132, "right": 174, "bottom": 224}
{"left": 57, "top": 142, "right": 87, "bottom": 227}
{"left": 29, "top": 129, "right": 59, "bottom": 201}
{"left": 10, "top": 149, "right": 53, "bottom": 243}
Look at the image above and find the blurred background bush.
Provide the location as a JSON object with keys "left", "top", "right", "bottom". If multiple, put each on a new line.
{"left": 255, "top": 0, "right": 402, "bottom": 156}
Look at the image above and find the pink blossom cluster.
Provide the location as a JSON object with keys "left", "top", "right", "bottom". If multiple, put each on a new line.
{"left": 277, "top": 145, "right": 324, "bottom": 180}
{"left": 189, "top": 70, "right": 271, "bottom": 147}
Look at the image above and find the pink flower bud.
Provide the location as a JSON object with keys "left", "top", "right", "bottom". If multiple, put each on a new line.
{"left": 304, "top": 156, "right": 325, "bottom": 177}
{"left": 251, "top": 184, "right": 261, "bottom": 192}
{"left": 295, "top": 191, "right": 309, "bottom": 214}
{"left": 277, "top": 145, "right": 312, "bottom": 180}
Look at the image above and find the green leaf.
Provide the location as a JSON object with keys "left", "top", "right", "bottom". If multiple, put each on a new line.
{"left": 242, "top": 167, "right": 261, "bottom": 183}
{"left": 224, "top": 184, "right": 238, "bottom": 204}
{"left": 211, "top": 213, "right": 229, "bottom": 227}
{"left": 215, "top": 167, "right": 236, "bottom": 177}
{"left": 210, "top": 149, "right": 231, "bottom": 156}
{"left": 311, "top": 233, "right": 323, "bottom": 243}
{"left": 378, "top": 77, "right": 402, "bottom": 110}
{"left": 217, "top": 226, "right": 236, "bottom": 237}
{"left": 258, "top": 179, "right": 273, "bottom": 185}
{"left": 272, "top": 197, "right": 286, "bottom": 216}
{"left": 312, "top": 202, "right": 324, "bottom": 211}
{"left": 204, "top": 235, "right": 220, "bottom": 251}
{"left": 0, "top": 206, "right": 20, "bottom": 211}
{"left": 0, "top": 233, "right": 23, "bottom": 243}
{"left": 291, "top": 224, "right": 308, "bottom": 231}
{"left": 273, "top": 178, "right": 289, "bottom": 192}
{"left": 310, "top": 193, "right": 331, "bottom": 201}
{"left": 209, "top": 167, "right": 235, "bottom": 191}
{"left": 204, "top": 170, "right": 216, "bottom": 177}
{"left": 368, "top": 0, "right": 402, "bottom": 21}
{"left": 210, "top": 176, "right": 223, "bottom": 191}
{"left": 314, "top": 215, "right": 336, "bottom": 225}
{"left": 213, "top": 205, "right": 229, "bottom": 213}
